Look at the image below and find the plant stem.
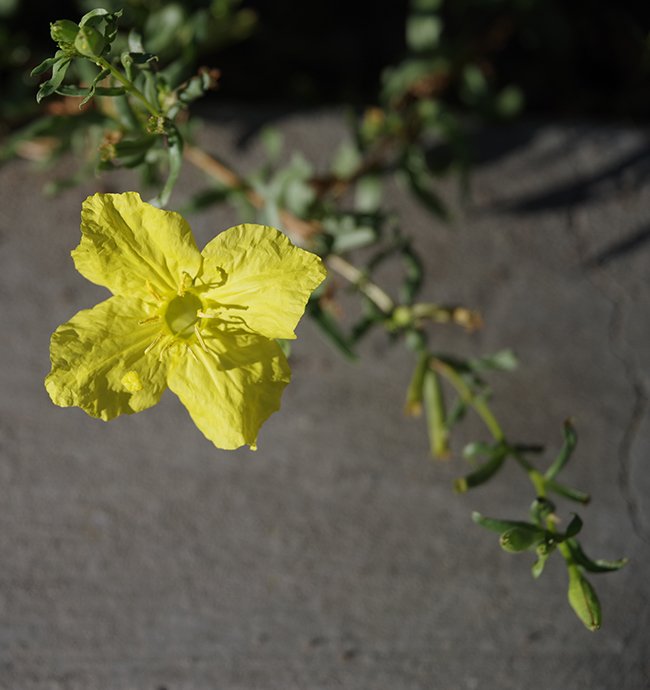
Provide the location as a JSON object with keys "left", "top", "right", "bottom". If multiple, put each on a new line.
{"left": 431, "top": 358, "right": 504, "bottom": 442}
{"left": 327, "top": 255, "right": 395, "bottom": 314}
{"left": 96, "top": 57, "right": 162, "bottom": 118}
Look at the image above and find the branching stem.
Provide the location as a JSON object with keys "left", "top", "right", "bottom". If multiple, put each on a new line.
{"left": 96, "top": 56, "right": 162, "bottom": 118}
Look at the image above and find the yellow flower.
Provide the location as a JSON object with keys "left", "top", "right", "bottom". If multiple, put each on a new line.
{"left": 45, "top": 192, "right": 326, "bottom": 450}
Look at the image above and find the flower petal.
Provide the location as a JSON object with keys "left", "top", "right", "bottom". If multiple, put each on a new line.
{"left": 167, "top": 332, "right": 291, "bottom": 450}
{"left": 73, "top": 192, "right": 203, "bottom": 299}
{"left": 199, "top": 224, "right": 326, "bottom": 339}
{"left": 45, "top": 296, "right": 169, "bottom": 420}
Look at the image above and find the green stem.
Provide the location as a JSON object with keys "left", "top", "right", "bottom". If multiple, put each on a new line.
{"left": 96, "top": 56, "right": 161, "bottom": 118}
{"left": 431, "top": 358, "right": 504, "bottom": 442}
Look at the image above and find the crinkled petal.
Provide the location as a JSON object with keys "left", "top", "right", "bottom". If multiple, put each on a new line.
{"left": 167, "top": 332, "right": 291, "bottom": 450}
{"left": 73, "top": 192, "right": 202, "bottom": 299}
{"left": 45, "top": 296, "right": 169, "bottom": 420}
{"left": 199, "top": 224, "right": 326, "bottom": 340}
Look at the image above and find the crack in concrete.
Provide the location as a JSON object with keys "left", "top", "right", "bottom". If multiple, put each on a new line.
{"left": 566, "top": 206, "right": 650, "bottom": 543}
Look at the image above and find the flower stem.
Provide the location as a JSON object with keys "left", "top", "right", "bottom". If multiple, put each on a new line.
{"left": 96, "top": 57, "right": 162, "bottom": 118}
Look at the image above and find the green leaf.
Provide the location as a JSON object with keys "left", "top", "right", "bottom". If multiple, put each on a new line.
{"left": 36, "top": 58, "right": 71, "bottom": 103}
{"left": 56, "top": 84, "right": 124, "bottom": 98}
{"left": 79, "top": 7, "right": 109, "bottom": 27}
{"left": 423, "top": 368, "right": 448, "bottom": 458}
{"left": 455, "top": 445, "right": 507, "bottom": 492}
{"left": 446, "top": 399, "right": 467, "bottom": 428}
{"left": 331, "top": 140, "right": 362, "bottom": 177}
{"left": 354, "top": 175, "right": 382, "bottom": 213}
{"left": 331, "top": 228, "right": 377, "bottom": 254}
{"left": 545, "top": 419, "right": 578, "bottom": 480}
{"left": 567, "top": 539, "right": 628, "bottom": 573}
{"left": 546, "top": 478, "right": 590, "bottom": 504}
{"left": 400, "top": 243, "right": 424, "bottom": 305}
{"left": 462, "top": 441, "right": 494, "bottom": 460}
{"left": 260, "top": 127, "right": 283, "bottom": 163}
{"left": 564, "top": 513, "right": 583, "bottom": 539}
{"left": 469, "top": 349, "right": 519, "bottom": 373}
{"left": 532, "top": 543, "right": 552, "bottom": 578}
{"left": 30, "top": 55, "right": 61, "bottom": 77}
{"left": 405, "top": 351, "right": 430, "bottom": 416}
{"left": 472, "top": 512, "right": 539, "bottom": 535}
{"left": 401, "top": 148, "right": 448, "bottom": 220}
{"left": 567, "top": 567, "right": 601, "bottom": 631}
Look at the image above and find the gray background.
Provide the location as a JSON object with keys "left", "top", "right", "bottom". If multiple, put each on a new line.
{"left": 1, "top": 109, "right": 648, "bottom": 688}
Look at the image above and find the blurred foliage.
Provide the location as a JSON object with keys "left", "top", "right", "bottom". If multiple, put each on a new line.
{"left": 3, "top": 0, "right": 650, "bottom": 123}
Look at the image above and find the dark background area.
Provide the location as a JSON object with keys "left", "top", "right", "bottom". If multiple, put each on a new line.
{"left": 2, "top": 0, "right": 650, "bottom": 119}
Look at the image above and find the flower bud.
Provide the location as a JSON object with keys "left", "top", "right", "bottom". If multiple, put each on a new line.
{"left": 50, "top": 20, "right": 79, "bottom": 47}
{"left": 74, "top": 25, "right": 106, "bottom": 58}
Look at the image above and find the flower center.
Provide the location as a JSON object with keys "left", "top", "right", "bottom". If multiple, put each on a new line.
{"left": 164, "top": 292, "right": 202, "bottom": 338}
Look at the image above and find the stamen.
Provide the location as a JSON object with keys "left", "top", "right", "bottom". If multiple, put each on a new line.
{"left": 197, "top": 310, "right": 220, "bottom": 319}
{"left": 158, "top": 336, "right": 174, "bottom": 362}
{"left": 186, "top": 343, "right": 199, "bottom": 362}
{"left": 194, "top": 324, "right": 209, "bottom": 353}
{"left": 138, "top": 315, "right": 160, "bottom": 325}
{"left": 144, "top": 333, "right": 162, "bottom": 355}
{"left": 178, "top": 271, "right": 193, "bottom": 296}
{"left": 145, "top": 280, "right": 163, "bottom": 304}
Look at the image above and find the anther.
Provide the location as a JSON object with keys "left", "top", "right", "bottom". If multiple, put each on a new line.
{"left": 145, "top": 280, "right": 163, "bottom": 304}
{"left": 178, "top": 271, "right": 193, "bottom": 296}
{"left": 138, "top": 315, "right": 160, "bottom": 325}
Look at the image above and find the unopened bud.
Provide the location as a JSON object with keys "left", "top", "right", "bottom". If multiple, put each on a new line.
{"left": 74, "top": 25, "right": 106, "bottom": 58}
{"left": 50, "top": 20, "right": 79, "bottom": 47}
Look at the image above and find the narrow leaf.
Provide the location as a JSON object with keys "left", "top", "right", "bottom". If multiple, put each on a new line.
{"left": 567, "top": 539, "right": 628, "bottom": 573}
{"left": 30, "top": 56, "right": 59, "bottom": 77}
{"left": 36, "top": 58, "right": 70, "bottom": 103}
{"left": 455, "top": 446, "right": 507, "bottom": 492}
{"left": 532, "top": 543, "right": 553, "bottom": 578}
{"left": 423, "top": 368, "right": 449, "bottom": 458}
{"left": 564, "top": 513, "right": 583, "bottom": 539}
{"left": 547, "top": 478, "right": 590, "bottom": 504}
{"left": 405, "top": 351, "right": 430, "bottom": 416}
{"left": 546, "top": 419, "right": 578, "bottom": 480}
{"left": 472, "top": 512, "right": 539, "bottom": 535}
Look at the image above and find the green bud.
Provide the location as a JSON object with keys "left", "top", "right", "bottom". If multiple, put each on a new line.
{"left": 499, "top": 526, "right": 543, "bottom": 553}
{"left": 74, "top": 25, "right": 106, "bottom": 58}
{"left": 50, "top": 19, "right": 79, "bottom": 47}
{"left": 567, "top": 568, "right": 601, "bottom": 631}
{"left": 391, "top": 306, "right": 412, "bottom": 328}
